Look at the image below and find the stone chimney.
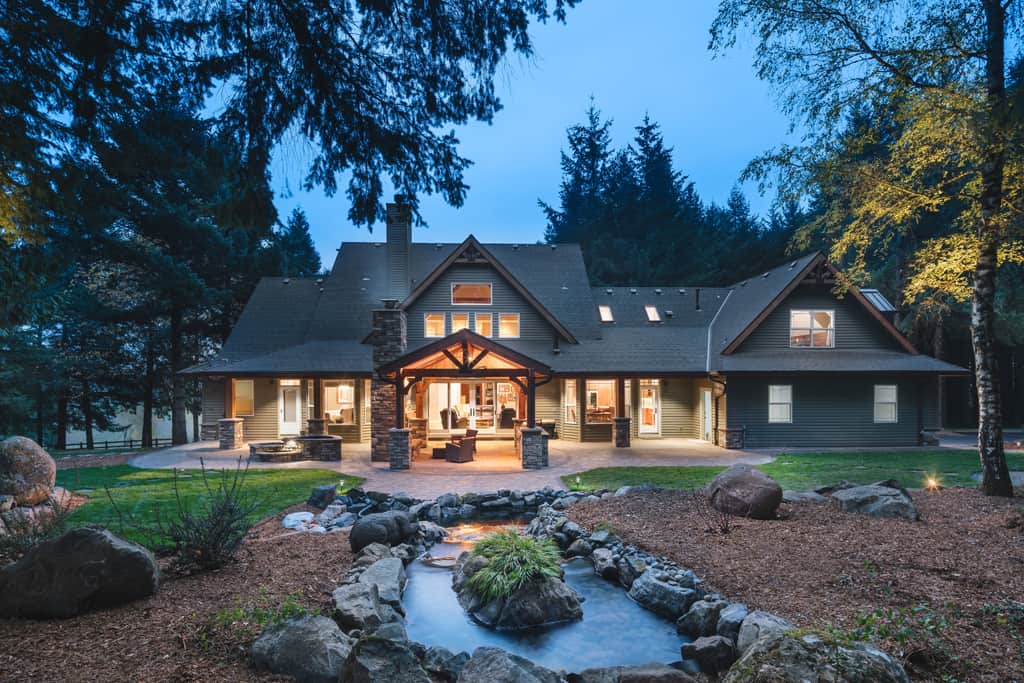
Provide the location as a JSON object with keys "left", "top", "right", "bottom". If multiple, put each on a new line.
{"left": 370, "top": 299, "right": 407, "bottom": 462}
{"left": 386, "top": 195, "right": 412, "bottom": 299}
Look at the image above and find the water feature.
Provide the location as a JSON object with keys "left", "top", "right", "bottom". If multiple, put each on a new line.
{"left": 403, "top": 523, "right": 687, "bottom": 672}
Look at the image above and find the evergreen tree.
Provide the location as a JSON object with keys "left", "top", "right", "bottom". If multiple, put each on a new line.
{"left": 278, "top": 208, "right": 322, "bottom": 277}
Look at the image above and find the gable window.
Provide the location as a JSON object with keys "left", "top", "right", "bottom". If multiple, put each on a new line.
{"left": 424, "top": 313, "right": 445, "bottom": 337}
{"left": 452, "top": 283, "right": 492, "bottom": 305}
{"left": 475, "top": 313, "right": 492, "bottom": 337}
{"left": 451, "top": 312, "right": 470, "bottom": 332}
{"left": 768, "top": 384, "right": 792, "bottom": 423}
{"left": 598, "top": 305, "right": 614, "bottom": 323}
{"left": 234, "top": 379, "right": 254, "bottom": 417}
{"left": 564, "top": 379, "right": 578, "bottom": 424}
{"left": 790, "top": 309, "right": 834, "bottom": 348}
{"left": 874, "top": 384, "right": 898, "bottom": 423}
{"left": 499, "top": 313, "right": 520, "bottom": 338}
{"left": 645, "top": 305, "right": 661, "bottom": 322}
{"left": 585, "top": 380, "right": 616, "bottom": 423}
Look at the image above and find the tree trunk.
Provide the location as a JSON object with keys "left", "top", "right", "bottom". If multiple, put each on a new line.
{"left": 192, "top": 407, "right": 200, "bottom": 443}
{"left": 55, "top": 324, "right": 69, "bottom": 450}
{"left": 34, "top": 324, "right": 44, "bottom": 445}
{"left": 974, "top": 0, "right": 1012, "bottom": 496}
{"left": 81, "top": 380, "right": 94, "bottom": 450}
{"left": 170, "top": 308, "right": 188, "bottom": 445}
{"left": 142, "top": 333, "right": 155, "bottom": 448}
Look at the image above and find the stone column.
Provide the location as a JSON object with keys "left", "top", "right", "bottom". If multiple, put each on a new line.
{"left": 521, "top": 427, "right": 547, "bottom": 469}
{"left": 717, "top": 427, "right": 745, "bottom": 449}
{"left": 408, "top": 417, "right": 427, "bottom": 460}
{"left": 218, "top": 418, "right": 244, "bottom": 450}
{"left": 306, "top": 417, "right": 327, "bottom": 436}
{"left": 614, "top": 416, "right": 631, "bottom": 448}
{"left": 388, "top": 428, "right": 411, "bottom": 470}
{"left": 371, "top": 302, "right": 407, "bottom": 462}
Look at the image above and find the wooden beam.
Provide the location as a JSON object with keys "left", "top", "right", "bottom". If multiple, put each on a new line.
{"left": 312, "top": 378, "right": 323, "bottom": 418}
{"left": 225, "top": 378, "right": 235, "bottom": 418}
{"left": 467, "top": 348, "right": 491, "bottom": 370}
{"left": 441, "top": 348, "right": 463, "bottom": 369}
{"left": 527, "top": 370, "right": 536, "bottom": 428}
{"left": 616, "top": 378, "right": 625, "bottom": 418}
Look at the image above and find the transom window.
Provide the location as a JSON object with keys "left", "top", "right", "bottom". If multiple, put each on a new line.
{"left": 645, "top": 305, "right": 661, "bottom": 322}
{"left": 768, "top": 384, "right": 792, "bottom": 423}
{"left": 498, "top": 313, "right": 520, "bottom": 338}
{"left": 874, "top": 384, "right": 898, "bottom": 423}
{"left": 475, "top": 313, "right": 492, "bottom": 337}
{"left": 234, "top": 379, "right": 254, "bottom": 416}
{"left": 790, "top": 309, "right": 834, "bottom": 348}
{"left": 452, "top": 282, "right": 492, "bottom": 305}
{"left": 451, "top": 312, "right": 470, "bottom": 332}
{"left": 598, "top": 305, "right": 614, "bottom": 323}
{"left": 424, "top": 313, "right": 445, "bottom": 337}
{"left": 564, "top": 379, "right": 578, "bottom": 424}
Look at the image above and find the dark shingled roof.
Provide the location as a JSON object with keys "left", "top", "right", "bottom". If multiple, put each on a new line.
{"left": 716, "top": 350, "right": 967, "bottom": 374}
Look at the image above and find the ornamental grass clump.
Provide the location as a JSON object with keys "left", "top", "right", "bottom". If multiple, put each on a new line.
{"left": 466, "top": 529, "right": 562, "bottom": 602}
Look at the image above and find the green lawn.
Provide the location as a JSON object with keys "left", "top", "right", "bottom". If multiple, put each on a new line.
{"left": 565, "top": 449, "right": 1024, "bottom": 492}
{"left": 57, "top": 465, "right": 363, "bottom": 545}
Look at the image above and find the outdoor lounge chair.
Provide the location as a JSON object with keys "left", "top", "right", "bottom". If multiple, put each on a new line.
{"left": 445, "top": 436, "right": 475, "bottom": 463}
{"left": 450, "top": 428, "right": 478, "bottom": 454}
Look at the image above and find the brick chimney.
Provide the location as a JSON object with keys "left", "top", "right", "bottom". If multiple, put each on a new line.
{"left": 386, "top": 195, "right": 412, "bottom": 298}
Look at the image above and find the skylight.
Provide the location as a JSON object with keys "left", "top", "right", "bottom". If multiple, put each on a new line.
{"left": 645, "top": 305, "right": 661, "bottom": 322}
{"left": 598, "top": 305, "right": 614, "bottom": 322}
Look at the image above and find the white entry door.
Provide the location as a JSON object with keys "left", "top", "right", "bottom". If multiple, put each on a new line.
{"left": 639, "top": 383, "right": 660, "bottom": 435}
{"left": 701, "top": 389, "right": 713, "bottom": 441}
{"left": 279, "top": 383, "right": 302, "bottom": 435}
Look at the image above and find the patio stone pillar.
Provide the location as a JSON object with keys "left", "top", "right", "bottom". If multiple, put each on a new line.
{"left": 614, "top": 416, "right": 631, "bottom": 448}
{"left": 521, "top": 427, "right": 547, "bottom": 469}
{"left": 408, "top": 417, "right": 427, "bottom": 459}
{"left": 218, "top": 418, "right": 243, "bottom": 450}
{"left": 371, "top": 301, "right": 407, "bottom": 462}
{"left": 307, "top": 417, "right": 327, "bottom": 436}
{"left": 389, "top": 428, "right": 411, "bottom": 470}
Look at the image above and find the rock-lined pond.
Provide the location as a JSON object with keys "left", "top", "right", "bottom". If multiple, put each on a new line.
{"left": 402, "top": 523, "right": 686, "bottom": 672}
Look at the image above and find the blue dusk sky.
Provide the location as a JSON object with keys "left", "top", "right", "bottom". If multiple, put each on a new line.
{"left": 270, "top": 0, "right": 794, "bottom": 265}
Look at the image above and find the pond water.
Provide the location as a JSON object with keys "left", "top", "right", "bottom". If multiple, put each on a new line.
{"left": 403, "top": 523, "right": 687, "bottom": 672}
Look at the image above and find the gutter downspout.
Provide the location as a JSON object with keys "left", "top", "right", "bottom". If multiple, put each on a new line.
{"left": 705, "top": 290, "right": 733, "bottom": 446}
{"left": 708, "top": 375, "right": 727, "bottom": 446}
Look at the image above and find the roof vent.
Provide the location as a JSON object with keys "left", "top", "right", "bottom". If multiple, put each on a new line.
{"left": 740, "top": 281, "right": 747, "bottom": 287}
{"left": 665, "top": 310, "right": 674, "bottom": 318}
{"left": 512, "top": 244, "right": 519, "bottom": 250}
{"left": 561, "top": 285, "right": 569, "bottom": 291}
{"left": 629, "top": 288, "right": 638, "bottom": 295}
{"left": 362, "top": 276, "right": 370, "bottom": 281}
{"left": 762, "top": 272, "right": 770, "bottom": 278}
{"left": 789, "top": 260, "right": 798, "bottom": 269}
{"left": 654, "top": 288, "right": 663, "bottom": 295}
{"left": 319, "top": 287, "right": 325, "bottom": 293}
{"left": 695, "top": 288, "right": 702, "bottom": 311}
{"left": 373, "top": 243, "right": 382, "bottom": 248}
{"left": 550, "top": 244, "right": 557, "bottom": 250}
{"left": 282, "top": 278, "right": 290, "bottom": 284}
{"left": 678, "top": 288, "right": 686, "bottom": 295}
{"left": 316, "top": 278, "right": 323, "bottom": 285}
{"left": 605, "top": 288, "right": 613, "bottom": 295}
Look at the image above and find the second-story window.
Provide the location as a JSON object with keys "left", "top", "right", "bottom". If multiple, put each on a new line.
{"left": 499, "top": 313, "right": 520, "bottom": 338}
{"left": 452, "top": 283, "right": 492, "bottom": 305}
{"left": 424, "top": 313, "right": 445, "bottom": 337}
{"left": 451, "top": 312, "right": 470, "bottom": 332}
{"left": 790, "top": 309, "right": 834, "bottom": 347}
{"left": 475, "top": 313, "right": 493, "bottom": 337}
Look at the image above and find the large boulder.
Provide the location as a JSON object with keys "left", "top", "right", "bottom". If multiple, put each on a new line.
{"left": 676, "top": 598, "right": 728, "bottom": 638}
{"left": 422, "top": 645, "right": 471, "bottom": 682}
{"left": 736, "top": 611, "right": 794, "bottom": 655}
{"left": 332, "top": 582, "right": 402, "bottom": 633}
{"left": 591, "top": 548, "right": 619, "bottom": 581}
{"left": 457, "top": 646, "right": 564, "bottom": 683}
{"left": 357, "top": 557, "right": 407, "bottom": 609}
{"left": 0, "top": 436, "right": 56, "bottom": 506}
{"left": 0, "top": 527, "right": 159, "bottom": 619}
{"left": 627, "top": 570, "right": 699, "bottom": 620}
{"left": 715, "top": 603, "right": 749, "bottom": 642}
{"left": 349, "top": 510, "right": 416, "bottom": 552}
{"left": 830, "top": 485, "right": 920, "bottom": 521}
{"left": 722, "top": 631, "right": 910, "bottom": 683}
{"left": 252, "top": 615, "right": 353, "bottom": 683}
{"left": 707, "top": 465, "right": 782, "bottom": 520}
{"left": 342, "top": 634, "right": 431, "bottom": 683}
{"left": 681, "top": 635, "right": 736, "bottom": 675}
{"left": 568, "top": 663, "right": 696, "bottom": 682}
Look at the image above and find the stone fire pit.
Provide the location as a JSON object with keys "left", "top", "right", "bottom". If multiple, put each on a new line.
{"left": 248, "top": 436, "right": 342, "bottom": 462}
{"left": 294, "top": 435, "right": 342, "bottom": 461}
{"left": 248, "top": 441, "right": 304, "bottom": 462}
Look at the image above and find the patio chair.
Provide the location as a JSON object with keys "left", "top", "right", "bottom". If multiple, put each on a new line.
{"left": 451, "top": 428, "right": 478, "bottom": 454}
{"left": 445, "top": 436, "right": 475, "bottom": 463}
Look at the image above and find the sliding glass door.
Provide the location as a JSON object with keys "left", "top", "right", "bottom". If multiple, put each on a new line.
{"left": 427, "top": 381, "right": 515, "bottom": 435}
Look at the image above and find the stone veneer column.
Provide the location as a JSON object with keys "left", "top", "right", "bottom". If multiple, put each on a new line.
{"left": 388, "top": 428, "right": 411, "bottom": 470}
{"left": 218, "top": 418, "right": 244, "bottom": 450}
{"left": 521, "top": 427, "right": 547, "bottom": 469}
{"left": 718, "top": 427, "right": 746, "bottom": 449}
{"left": 407, "top": 417, "right": 427, "bottom": 460}
{"left": 613, "top": 416, "right": 631, "bottom": 448}
{"left": 306, "top": 417, "right": 327, "bottom": 436}
{"left": 371, "top": 303, "right": 407, "bottom": 462}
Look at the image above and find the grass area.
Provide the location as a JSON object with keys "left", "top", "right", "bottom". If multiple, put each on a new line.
{"left": 57, "top": 465, "right": 363, "bottom": 545}
{"left": 565, "top": 449, "right": 1024, "bottom": 492}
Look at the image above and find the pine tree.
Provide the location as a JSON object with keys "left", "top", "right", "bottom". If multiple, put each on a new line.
{"left": 278, "top": 208, "right": 322, "bottom": 277}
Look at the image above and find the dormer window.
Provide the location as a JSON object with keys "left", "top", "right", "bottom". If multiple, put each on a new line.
{"left": 598, "top": 305, "right": 614, "bottom": 323}
{"left": 645, "top": 305, "right": 661, "bottom": 322}
{"left": 790, "top": 309, "right": 834, "bottom": 347}
{"left": 452, "top": 283, "right": 491, "bottom": 305}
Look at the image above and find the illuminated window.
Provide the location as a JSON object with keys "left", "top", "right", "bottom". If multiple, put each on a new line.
{"left": 645, "top": 305, "right": 661, "bottom": 322}
{"left": 234, "top": 379, "right": 254, "bottom": 416}
{"left": 874, "top": 385, "right": 898, "bottom": 423}
{"left": 585, "top": 380, "right": 616, "bottom": 424}
{"left": 598, "top": 305, "right": 614, "bottom": 322}
{"left": 768, "top": 385, "right": 792, "bottom": 423}
{"left": 325, "top": 380, "right": 356, "bottom": 425}
{"left": 564, "top": 379, "right": 577, "bottom": 424}
{"left": 451, "top": 312, "right": 470, "bottom": 332}
{"left": 790, "top": 310, "right": 834, "bottom": 347}
{"left": 475, "top": 313, "right": 492, "bottom": 337}
{"left": 424, "top": 313, "right": 445, "bottom": 337}
{"left": 498, "top": 313, "right": 520, "bottom": 338}
{"left": 452, "top": 283, "right": 492, "bottom": 305}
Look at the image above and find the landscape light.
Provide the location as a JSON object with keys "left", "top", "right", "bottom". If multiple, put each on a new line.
{"left": 924, "top": 476, "right": 941, "bottom": 492}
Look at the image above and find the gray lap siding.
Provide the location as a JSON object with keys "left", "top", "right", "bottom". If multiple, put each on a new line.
{"left": 726, "top": 375, "right": 923, "bottom": 448}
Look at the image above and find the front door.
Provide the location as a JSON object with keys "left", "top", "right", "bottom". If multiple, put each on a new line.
{"left": 639, "top": 383, "right": 660, "bottom": 435}
{"left": 701, "top": 389, "right": 713, "bottom": 441}
{"left": 279, "top": 383, "right": 302, "bottom": 435}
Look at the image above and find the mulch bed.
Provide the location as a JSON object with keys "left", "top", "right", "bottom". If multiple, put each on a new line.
{"left": 568, "top": 488, "right": 1024, "bottom": 682}
{"left": 0, "top": 504, "right": 352, "bottom": 682}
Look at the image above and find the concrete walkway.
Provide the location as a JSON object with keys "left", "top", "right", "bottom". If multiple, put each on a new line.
{"left": 131, "top": 438, "right": 772, "bottom": 499}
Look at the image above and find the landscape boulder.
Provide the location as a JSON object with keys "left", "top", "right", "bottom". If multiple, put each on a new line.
{"left": 357, "top": 557, "right": 407, "bottom": 609}
{"left": 736, "top": 611, "right": 794, "bottom": 655}
{"left": 722, "top": 631, "right": 910, "bottom": 683}
{"left": 251, "top": 614, "right": 353, "bottom": 683}
{"left": 332, "top": 582, "right": 402, "bottom": 633}
{"left": 341, "top": 634, "right": 431, "bottom": 683}
{"left": 715, "top": 603, "right": 749, "bottom": 642}
{"left": 590, "top": 547, "right": 618, "bottom": 580}
{"left": 307, "top": 483, "right": 338, "bottom": 509}
{"left": 627, "top": 570, "right": 699, "bottom": 620}
{"left": 568, "top": 663, "right": 696, "bottom": 682}
{"left": 681, "top": 635, "right": 737, "bottom": 675}
{"left": 676, "top": 599, "right": 728, "bottom": 638}
{"left": 707, "top": 465, "right": 782, "bottom": 519}
{"left": 349, "top": 510, "right": 416, "bottom": 552}
{"left": 781, "top": 490, "right": 827, "bottom": 505}
{"left": 421, "top": 645, "right": 470, "bottom": 682}
{"left": 457, "top": 646, "right": 564, "bottom": 683}
{"left": 0, "top": 527, "right": 159, "bottom": 619}
{"left": 830, "top": 484, "right": 920, "bottom": 521}
{"left": 0, "top": 436, "right": 56, "bottom": 506}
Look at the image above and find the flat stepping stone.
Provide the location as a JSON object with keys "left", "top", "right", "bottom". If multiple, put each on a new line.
{"left": 282, "top": 511, "right": 315, "bottom": 529}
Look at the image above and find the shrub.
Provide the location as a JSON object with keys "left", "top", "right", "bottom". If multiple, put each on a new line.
{"left": 684, "top": 488, "right": 737, "bottom": 534}
{"left": 197, "top": 589, "right": 313, "bottom": 653}
{"left": 466, "top": 529, "right": 563, "bottom": 602}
